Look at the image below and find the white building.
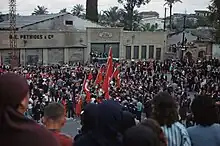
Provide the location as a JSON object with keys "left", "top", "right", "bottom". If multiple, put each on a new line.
{"left": 139, "top": 11, "right": 164, "bottom": 30}
{"left": 140, "top": 17, "right": 164, "bottom": 30}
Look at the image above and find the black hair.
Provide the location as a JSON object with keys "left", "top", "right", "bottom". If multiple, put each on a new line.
{"left": 124, "top": 125, "right": 160, "bottom": 146}
{"left": 152, "top": 91, "right": 178, "bottom": 127}
{"left": 191, "top": 95, "right": 219, "bottom": 126}
{"left": 141, "top": 119, "right": 167, "bottom": 146}
{"left": 44, "top": 102, "right": 65, "bottom": 121}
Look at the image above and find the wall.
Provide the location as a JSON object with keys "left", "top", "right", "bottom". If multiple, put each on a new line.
{"left": 141, "top": 17, "right": 164, "bottom": 30}
{"left": 212, "top": 44, "right": 220, "bottom": 59}
{"left": 0, "top": 30, "right": 87, "bottom": 49}
{"left": 123, "top": 31, "right": 167, "bottom": 60}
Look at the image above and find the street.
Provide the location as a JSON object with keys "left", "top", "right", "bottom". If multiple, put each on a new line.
{"left": 61, "top": 118, "right": 81, "bottom": 136}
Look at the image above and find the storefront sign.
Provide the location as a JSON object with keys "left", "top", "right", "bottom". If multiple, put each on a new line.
{"left": 9, "top": 34, "right": 54, "bottom": 40}
{"left": 99, "top": 32, "right": 112, "bottom": 38}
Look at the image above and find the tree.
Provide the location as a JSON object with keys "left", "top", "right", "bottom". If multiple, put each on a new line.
{"left": 59, "top": 8, "right": 67, "bottom": 13}
{"left": 86, "top": 0, "right": 98, "bottom": 22}
{"left": 71, "top": 4, "right": 85, "bottom": 18}
{"left": 99, "top": 7, "right": 124, "bottom": 27}
{"left": 118, "top": 0, "right": 150, "bottom": 30}
{"left": 32, "top": 5, "right": 49, "bottom": 15}
{"left": 141, "top": 23, "right": 158, "bottom": 31}
{"left": 120, "top": 9, "right": 143, "bottom": 30}
{"left": 164, "top": 0, "right": 182, "bottom": 31}
{"left": 208, "top": 0, "right": 220, "bottom": 42}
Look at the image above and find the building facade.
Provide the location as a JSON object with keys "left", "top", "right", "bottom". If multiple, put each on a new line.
{"left": 0, "top": 13, "right": 167, "bottom": 65}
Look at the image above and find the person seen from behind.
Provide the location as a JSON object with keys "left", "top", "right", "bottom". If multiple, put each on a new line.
{"left": 152, "top": 91, "right": 191, "bottom": 146}
{"left": 74, "top": 100, "right": 124, "bottom": 146}
{"left": 123, "top": 125, "right": 160, "bottom": 146}
{"left": 0, "top": 73, "right": 60, "bottom": 146}
{"left": 74, "top": 103, "right": 98, "bottom": 141}
{"left": 187, "top": 95, "right": 220, "bottom": 146}
{"left": 141, "top": 118, "right": 167, "bottom": 146}
{"left": 43, "top": 102, "right": 72, "bottom": 146}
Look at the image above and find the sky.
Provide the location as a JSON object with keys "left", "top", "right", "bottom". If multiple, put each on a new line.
{"left": 0, "top": 0, "right": 211, "bottom": 17}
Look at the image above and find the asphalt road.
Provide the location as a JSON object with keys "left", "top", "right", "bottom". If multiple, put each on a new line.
{"left": 61, "top": 118, "right": 81, "bottom": 137}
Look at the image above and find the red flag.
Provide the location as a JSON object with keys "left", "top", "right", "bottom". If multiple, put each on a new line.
{"left": 75, "top": 95, "right": 82, "bottom": 117}
{"left": 102, "top": 48, "right": 113, "bottom": 99}
{"left": 95, "top": 65, "right": 104, "bottom": 85}
{"left": 88, "top": 72, "right": 93, "bottom": 81}
{"left": 112, "top": 67, "right": 120, "bottom": 88}
{"left": 83, "top": 75, "right": 91, "bottom": 103}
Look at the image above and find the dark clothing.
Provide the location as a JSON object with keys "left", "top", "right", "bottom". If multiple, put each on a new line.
{"left": 0, "top": 73, "right": 60, "bottom": 146}
{"left": 0, "top": 107, "right": 60, "bottom": 146}
{"left": 121, "top": 111, "right": 136, "bottom": 134}
{"left": 74, "top": 100, "right": 123, "bottom": 146}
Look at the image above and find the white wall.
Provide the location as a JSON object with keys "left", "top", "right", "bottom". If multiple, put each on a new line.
{"left": 141, "top": 17, "right": 164, "bottom": 30}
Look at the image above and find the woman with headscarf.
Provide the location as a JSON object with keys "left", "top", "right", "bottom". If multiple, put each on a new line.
{"left": 0, "top": 73, "right": 60, "bottom": 146}
{"left": 74, "top": 103, "right": 98, "bottom": 141}
{"left": 74, "top": 100, "right": 124, "bottom": 146}
{"left": 121, "top": 111, "right": 136, "bottom": 135}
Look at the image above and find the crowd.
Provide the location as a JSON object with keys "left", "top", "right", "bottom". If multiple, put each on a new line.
{"left": 1, "top": 58, "right": 220, "bottom": 146}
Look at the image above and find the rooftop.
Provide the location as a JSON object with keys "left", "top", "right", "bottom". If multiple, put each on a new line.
{"left": 0, "top": 13, "right": 103, "bottom": 30}
{"left": 195, "top": 10, "right": 210, "bottom": 13}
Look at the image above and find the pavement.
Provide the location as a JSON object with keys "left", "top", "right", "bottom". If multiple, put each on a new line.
{"left": 61, "top": 117, "right": 81, "bottom": 137}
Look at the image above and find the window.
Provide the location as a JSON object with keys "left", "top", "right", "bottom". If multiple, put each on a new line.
{"left": 91, "top": 43, "right": 119, "bottom": 58}
{"left": 141, "top": 45, "right": 147, "bottom": 59}
{"left": 65, "top": 20, "right": 73, "bottom": 25}
{"left": 149, "top": 45, "right": 154, "bottom": 59}
{"left": 133, "top": 46, "right": 139, "bottom": 59}
{"left": 156, "top": 48, "right": 161, "bottom": 60}
{"left": 126, "top": 46, "right": 131, "bottom": 59}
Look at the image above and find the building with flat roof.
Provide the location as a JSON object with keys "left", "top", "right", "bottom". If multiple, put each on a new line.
{"left": 0, "top": 13, "right": 167, "bottom": 65}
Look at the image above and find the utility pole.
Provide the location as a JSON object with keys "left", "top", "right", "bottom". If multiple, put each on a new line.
{"left": 164, "top": 8, "right": 167, "bottom": 31}
{"left": 9, "top": 0, "right": 17, "bottom": 67}
{"left": 181, "top": 14, "right": 186, "bottom": 60}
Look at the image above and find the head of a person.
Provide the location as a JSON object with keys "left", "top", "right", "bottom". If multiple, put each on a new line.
{"left": 141, "top": 119, "right": 167, "bottom": 146}
{"left": 0, "top": 73, "right": 29, "bottom": 119}
{"left": 124, "top": 125, "right": 160, "bottom": 146}
{"left": 152, "top": 91, "right": 178, "bottom": 127}
{"left": 121, "top": 111, "right": 136, "bottom": 134}
{"left": 191, "top": 95, "right": 219, "bottom": 126}
{"left": 43, "top": 102, "right": 66, "bottom": 130}
{"left": 97, "top": 100, "right": 123, "bottom": 139}
{"left": 80, "top": 103, "right": 98, "bottom": 133}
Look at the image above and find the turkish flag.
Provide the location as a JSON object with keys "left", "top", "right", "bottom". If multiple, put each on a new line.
{"left": 88, "top": 72, "right": 93, "bottom": 81}
{"left": 83, "top": 75, "right": 91, "bottom": 103}
{"left": 112, "top": 66, "right": 120, "bottom": 88}
{"left": 102, "top": 48, "right": 113, "bottom": 99}
{"left": 95, "top": 65, "right": 104, "bottom": 85}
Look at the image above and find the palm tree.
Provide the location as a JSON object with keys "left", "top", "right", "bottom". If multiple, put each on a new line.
{"left": 100, "top": 7, "right": 123, "bottom": 27}
{"left": 164, "top": 0, "right": 182, "bottom": 31}
{"left": 71, "top": 4, "right": 85, "bottom": 17}
{"left": 59, "top": 8, "right": 67, "bottom": 13}
{"left": 32, "top": 5, "right": 49, "bottom": 15}
{"left": 141, "top": 23, "right": 158, "bottom": 31}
